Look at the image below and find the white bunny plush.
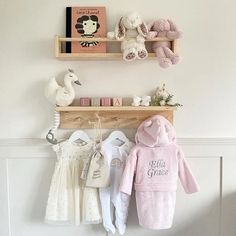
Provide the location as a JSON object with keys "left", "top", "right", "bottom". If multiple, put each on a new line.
{"left": 107, "top": 12, "right": 149, "bottom": 61}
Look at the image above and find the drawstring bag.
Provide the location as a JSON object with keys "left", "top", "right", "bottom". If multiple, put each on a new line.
{"left": 85, "top": 145, "right": 110, "bottom": 188}
{"left": 81, "top": 117, "right": 110, "bottom": 188}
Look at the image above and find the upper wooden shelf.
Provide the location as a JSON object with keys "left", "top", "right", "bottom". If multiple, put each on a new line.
{"left": 56, "top": 106, "right": 176, "bottom": 128}
{"left": 57, "top": 36, "right": 173, "bottom": 42}
{"left": 55, "top": 35, "right": 177, "bottom": 60}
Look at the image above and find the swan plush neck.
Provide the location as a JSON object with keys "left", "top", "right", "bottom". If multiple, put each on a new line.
{"left": 64, "top": 78, "right": 74, "bottom": 94}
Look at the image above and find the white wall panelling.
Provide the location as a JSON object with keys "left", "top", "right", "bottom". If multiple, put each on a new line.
{"left": 0, "top": 138, "right": 235, "bottom": 236}
{"left": 0, "top": 158, "right": 11, "bottom": 236}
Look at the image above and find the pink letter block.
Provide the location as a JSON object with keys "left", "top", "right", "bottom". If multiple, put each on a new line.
{"left": 101, "top": 97, "right": 111, "bottom": 106}
{"left": 113, "top": 97, "right": 122, "bottom": 106}
{"left": 80, "top": 97, "right": 91, "bottom": 106}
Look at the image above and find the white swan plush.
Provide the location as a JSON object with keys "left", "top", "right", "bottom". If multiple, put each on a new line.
{"left": 45, "top": 69, "right": 81, "bottom": 107}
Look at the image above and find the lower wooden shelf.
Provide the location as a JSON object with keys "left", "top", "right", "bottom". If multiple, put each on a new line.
{"left": 55, "top": 106, "right": 176, "bottom": 129}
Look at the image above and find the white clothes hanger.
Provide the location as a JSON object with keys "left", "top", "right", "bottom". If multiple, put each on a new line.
{"left": 68, "top": 130, "right": 91, "bottom": 145}
{"left": 106, "top": 130, "right": 129, "bottom": 147}
{"left": 107, "top": 131, "right": 130, "bottom": 167}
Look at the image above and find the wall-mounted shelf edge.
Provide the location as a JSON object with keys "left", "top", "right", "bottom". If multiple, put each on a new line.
{"left": 55, "top": 35, "right": 177, "bottom": 61}
{"left": 57, "top": 36, "right": 173, "bottom": 42}
{"left": 56, "top": 52, "right": 158, "bottom": 60}
{"left": 55, "top": 106, "right": 176, "bottom": 112}
{"left": 56, "top": 106, "right": 176, "bottom": 129}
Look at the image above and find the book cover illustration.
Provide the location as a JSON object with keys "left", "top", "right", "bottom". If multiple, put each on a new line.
{"left": 66, "top": 7, "right": 106, "bottom": 53}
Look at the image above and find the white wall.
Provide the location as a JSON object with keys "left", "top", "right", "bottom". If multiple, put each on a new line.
{"left": 1, "top": 1, "right": 236, "bottom": 236}
{"left": 0, "top": 0, "right": 236, "bottom": 139}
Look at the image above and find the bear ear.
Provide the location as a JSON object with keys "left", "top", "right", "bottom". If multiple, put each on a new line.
{"left": 137, "top": 22, "right": 148, "bottom": 37}
{"left": 115, "top": 17, "right": 126, "bottom": 40}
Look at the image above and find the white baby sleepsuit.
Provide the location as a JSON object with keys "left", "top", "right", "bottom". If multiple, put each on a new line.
{"left": 99, "top": 137, "right": 134, "bottom": 235}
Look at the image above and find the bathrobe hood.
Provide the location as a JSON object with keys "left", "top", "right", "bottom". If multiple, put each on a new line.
{"left": 135, "top": 115, "right": 176, "bottom": 147}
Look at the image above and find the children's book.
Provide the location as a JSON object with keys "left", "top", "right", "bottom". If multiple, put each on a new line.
{"left": 66, "top": 7, "right": 106, "bottom": 53}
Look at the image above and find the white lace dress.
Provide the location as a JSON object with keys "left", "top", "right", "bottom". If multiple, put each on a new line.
{"left": 45, "top": 140, "right": 102, "bottom": 225}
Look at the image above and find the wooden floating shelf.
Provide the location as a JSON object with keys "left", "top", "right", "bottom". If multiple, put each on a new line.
{"left": 57, "top": 37, "right": 174, "bottom": 42}
{"left": 55, "top": 35, "right": 177, "bottom": 61}
{"left": 56, "top": 106, "right": 176, "bottom": 129}
{"left": 56, "top": 52, "right": 158, "bottom": 60}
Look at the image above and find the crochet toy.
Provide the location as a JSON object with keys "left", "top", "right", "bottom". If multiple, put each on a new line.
{"left": 107, "top": 12, "right": 149, "bottom": 61}
{"left": 150, "top": 84, "right": 182, "bottom": 107}
{"left": 147, "top": 19, "right": 182, "bottom": 68}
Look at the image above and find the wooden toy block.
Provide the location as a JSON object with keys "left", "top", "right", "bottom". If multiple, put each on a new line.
{"left": 79, "top": 97, "right": 91, "bottom": 106}
{"left": 113, "top": 97, "right": 122, "bottom": 106}
{"left": 101, "top": 97, "right": 111, "bottom": 106}
{"left": 91, "top": 97, "right": 101, "bottom": 106}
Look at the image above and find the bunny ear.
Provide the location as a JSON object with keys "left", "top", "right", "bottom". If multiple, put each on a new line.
{"left": 167, "top": 19, "right": 177, "bottom": 31}
{"left": 137, "top": 22, "right": 148, "bottom": 37}
{"left": 115, "top": 17, "right": 126, "bottom": 40}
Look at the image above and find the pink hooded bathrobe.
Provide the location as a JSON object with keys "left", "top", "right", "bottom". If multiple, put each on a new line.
{"left": 120, "top": 115, "right": 199, "bottom": 230}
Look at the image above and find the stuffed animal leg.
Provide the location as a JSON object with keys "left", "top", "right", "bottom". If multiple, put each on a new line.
{"left": 152, "top": 41, "right": 179, "bottom": 68}
{"left": 162, "top": 46, "right": 180, "bottom": 65}
{"left": 121, "top": 40, "right": 138, "bottom": 61}
{"left": 122, "top": 39, "right": 148, "bottom": 61}
{"left": 154, "top": 46, "right": 172, "bottom": 68}
{"left": 148, "top": 19, "right": 182, "bottom": 68}
{"left": 136, "top": 36, "right": 148, "bottom": 60}
{"left": 108, "top": 12, "right": 149, "bottom": 62}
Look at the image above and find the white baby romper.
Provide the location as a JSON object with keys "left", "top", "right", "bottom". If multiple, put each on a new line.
{"left": 45, "top": 140, "right": 102, "bottom": 225}
{"left": 99, "top": 137, "right": 134, "bottom": 235}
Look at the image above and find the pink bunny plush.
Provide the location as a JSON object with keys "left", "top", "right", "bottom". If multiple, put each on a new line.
{"left": 148, "top": 19, "right": 182, "bottom": 68}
